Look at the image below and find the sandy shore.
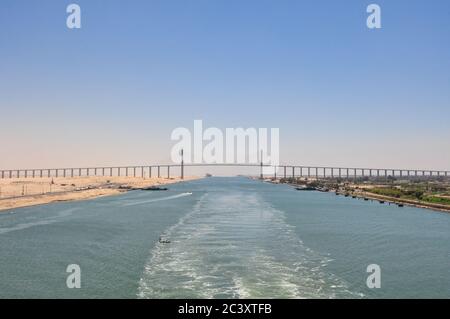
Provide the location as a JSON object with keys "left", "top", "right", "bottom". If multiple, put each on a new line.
{"left": 0, "top": 176, "right": 199, "bottom": 212}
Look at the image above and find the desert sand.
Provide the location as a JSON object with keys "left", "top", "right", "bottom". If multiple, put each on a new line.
{"left": 0, "top": 176, "right": 199, "bottom": 212}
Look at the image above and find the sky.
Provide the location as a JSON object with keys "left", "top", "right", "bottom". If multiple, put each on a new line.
{"left": 1, "top": 0, "right": 449, "bottom": 171}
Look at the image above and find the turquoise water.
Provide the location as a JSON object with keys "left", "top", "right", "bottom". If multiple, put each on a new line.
{"left": 0, "top": 177, "right": 448, "bottom": 298}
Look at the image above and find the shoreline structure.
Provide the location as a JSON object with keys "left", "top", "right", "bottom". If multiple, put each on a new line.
{"left": 0, "top": 176, "right": 199, "bottom": 212}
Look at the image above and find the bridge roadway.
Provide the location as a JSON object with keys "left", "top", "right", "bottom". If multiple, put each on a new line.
{"left": 1, "top": 163, "right": 449, "bottom": 180}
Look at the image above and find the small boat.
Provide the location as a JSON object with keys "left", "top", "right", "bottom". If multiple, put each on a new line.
{"left": 352, "top": 195, "right": 357, "bottom": 199}
{"left": 141, "top": 186, "right": 168, "bottom": 191}
{"left": 397, "top": 204, "right": 404, "bottom": 207}
{"left": 159, "top": 236, "right": 171, "bottom": 244}
{"left": 378, "top": 201, "right": 385, "bottom": 204}
{"left": 295, "top": 186, "right": 316, "bottom": 191}
{"left": 344, "top": 193, "right": 350, "bottom": 197}
{"left": 364, "top": 198, "right": 369, "bottom": 201}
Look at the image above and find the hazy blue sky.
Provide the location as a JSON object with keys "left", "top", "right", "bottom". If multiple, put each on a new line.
{"left": 1, "top": 0, "right": 449, "bottom": 170}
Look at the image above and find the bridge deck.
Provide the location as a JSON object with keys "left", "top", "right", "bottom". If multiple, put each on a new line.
{"left": 0, "top": 163, "right": 449, "bottom": 179}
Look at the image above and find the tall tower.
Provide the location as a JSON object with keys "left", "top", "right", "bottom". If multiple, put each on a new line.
{"left": 181, "top": 149, "right": 184, "bottom": 180}
{"left": 260, "top": 150, "right": 263, "bottom": 179}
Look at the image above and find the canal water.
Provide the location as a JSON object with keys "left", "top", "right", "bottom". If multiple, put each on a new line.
{"left": 0, "top": 177, "right": 448, "bottom": 298}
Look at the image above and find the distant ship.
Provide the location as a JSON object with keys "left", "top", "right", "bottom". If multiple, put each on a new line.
{"left": 205, "top": 173, "right": 213, "bottom": 177}
{"left": 140, "top": 186, "right": 168, "bottom": 191}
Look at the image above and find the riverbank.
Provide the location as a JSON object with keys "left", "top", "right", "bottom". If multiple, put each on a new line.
{"left": 0, "top": 176, "right": 199, "bottom": 212}
{"left": 262, "top": 176, "right": 450, "bottom": 214}
{"left": 343, "top": 190, "right": 450, "bottom": 213}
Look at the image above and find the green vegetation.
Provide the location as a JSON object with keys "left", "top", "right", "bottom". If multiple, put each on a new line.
{"left": 370, "top": 187, "right": 404, "bottom": 198}
{"left": 367, "top": 186, "right": 450, "bottom": 206}
{"left": 422, "top": 196, "right": 450, "bottom": 205}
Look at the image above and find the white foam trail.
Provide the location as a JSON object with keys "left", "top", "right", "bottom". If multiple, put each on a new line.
{"left": 138, "top": 192, "right": 362, "bottom": 299}
{"left": 122, "top": 192, "right": 193, "bottom": 207}
{"left": 0, "top": 208, "right": 79, "bottom": 235}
